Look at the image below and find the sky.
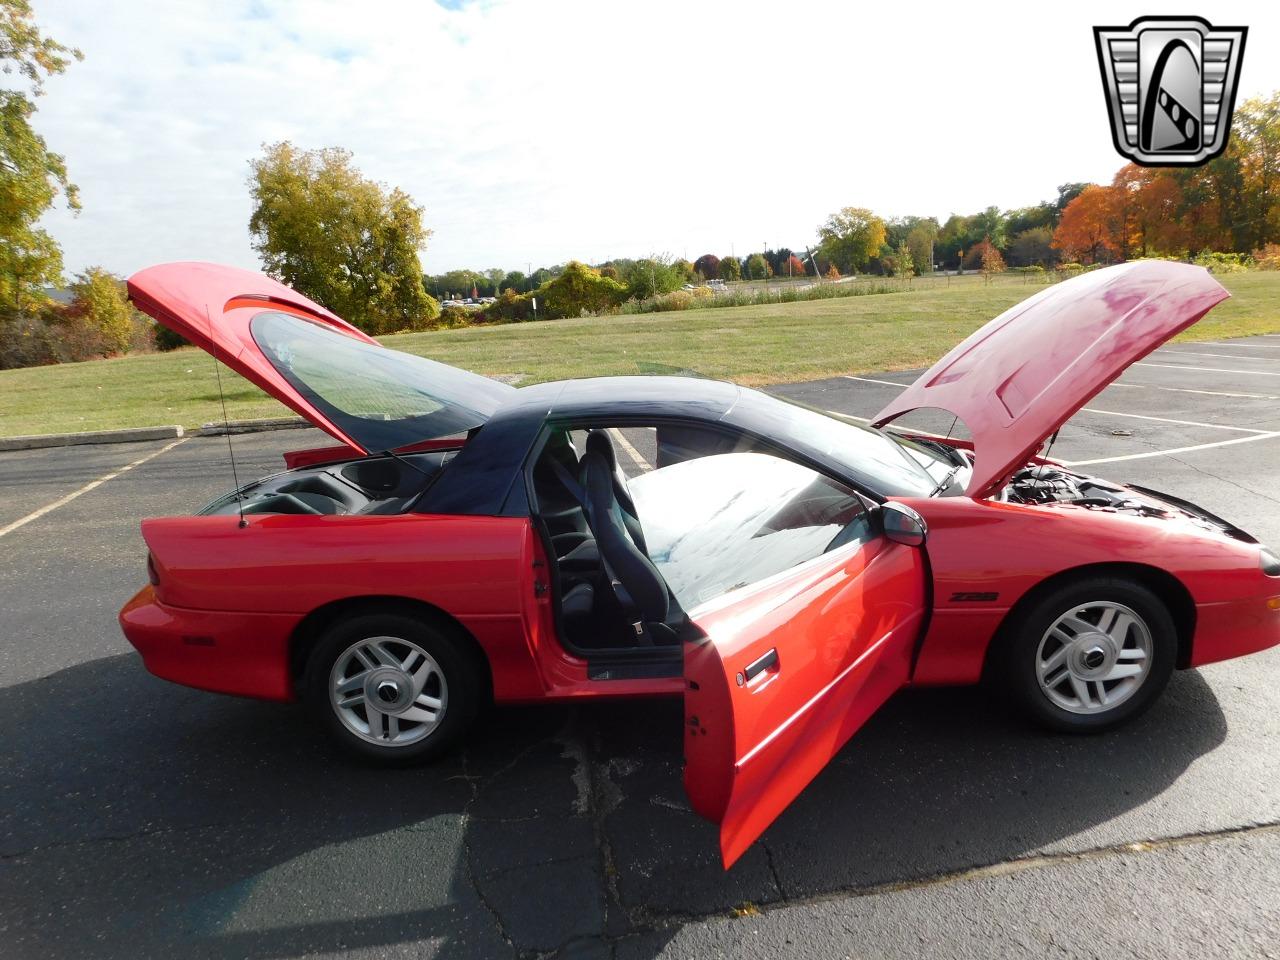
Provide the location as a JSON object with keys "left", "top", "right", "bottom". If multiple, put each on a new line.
{"left": 28, "top": 1, "right": 1280, "bottom": 278}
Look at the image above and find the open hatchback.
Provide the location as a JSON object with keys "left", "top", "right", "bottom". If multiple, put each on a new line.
{"left": 127, "top": 261, "right": 515, "bottom": 455}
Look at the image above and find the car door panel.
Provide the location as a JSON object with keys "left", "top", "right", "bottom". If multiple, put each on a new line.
{"left": 683, "top": 537, "right": 926, "bottom": 867}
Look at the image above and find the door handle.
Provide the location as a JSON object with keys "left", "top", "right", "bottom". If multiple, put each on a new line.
{"left": 743, "top": 648, "right": 779, "bottom": 683}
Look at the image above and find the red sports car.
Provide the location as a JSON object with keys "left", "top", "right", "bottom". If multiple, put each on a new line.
{"left": 120, "top": 260, "right": 1280, "bottom": 867}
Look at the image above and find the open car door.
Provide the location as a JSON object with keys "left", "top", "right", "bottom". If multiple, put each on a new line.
{"left": 682, "top": 530, "right": 927, "bottom": 867}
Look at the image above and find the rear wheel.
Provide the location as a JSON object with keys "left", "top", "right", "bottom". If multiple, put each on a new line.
{"left": 995, "top": 577, "right": 1177, "bottom": 733}
{"left": 304, "top": 612, "right": 481, "bottom": 764}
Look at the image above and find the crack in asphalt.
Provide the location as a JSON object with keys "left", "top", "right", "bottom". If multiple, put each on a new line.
{"left": 1166, "top": 454, "right": 1280, "bottom": 506}
{"left": 0, "top": 820, "right": 237, "bottom": 862}
{"left": 458, "top": 743, "right": 522, "bottom": 959}
{"left": 761, "top": 841, "right": 788, "bottom": 902}
{"left": 575, "top": 711, "right": 627, "bottom": 937}
{"left": 640, "top": 819, "right": 1280, "bottom": 930}
{"left": 533, "top": 819, "right": 1280, "bottom": 957}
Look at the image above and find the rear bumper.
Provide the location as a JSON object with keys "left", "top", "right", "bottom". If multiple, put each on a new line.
{"left": 1190, "top": 591, "right": 1280, "bottom": 667}
{"left": 118, "top": 585, "right": 302, "bottom": 700}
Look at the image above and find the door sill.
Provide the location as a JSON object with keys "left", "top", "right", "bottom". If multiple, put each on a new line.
{"left": 587, "top": 648, "right": 681, "bottom": 681}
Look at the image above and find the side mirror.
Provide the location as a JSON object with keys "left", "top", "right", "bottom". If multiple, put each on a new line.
{"left": 881, "top": 501, "right": 928, "bottom": 547}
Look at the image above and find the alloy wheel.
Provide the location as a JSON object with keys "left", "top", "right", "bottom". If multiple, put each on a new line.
{"left": 1035, "top": 600, "right": 1153, "bottom": 715}
{"left": 329, "top": 635, "right": 448, "bottom": 746}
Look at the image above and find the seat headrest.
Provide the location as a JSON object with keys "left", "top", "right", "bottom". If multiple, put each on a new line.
{"left": 584, "top": 429, "right": 618, "bottom": 471}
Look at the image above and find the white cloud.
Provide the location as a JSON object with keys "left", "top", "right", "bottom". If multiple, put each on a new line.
{"left": 30, "top": 0, "right": 1280, "bottom": 277}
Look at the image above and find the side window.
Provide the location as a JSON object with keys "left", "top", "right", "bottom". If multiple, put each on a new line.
{"left": 632, "top": 450, "right": 872, "bottom": 608}
{"left": 530, "top": 421, "right": 873, "bottom": 612}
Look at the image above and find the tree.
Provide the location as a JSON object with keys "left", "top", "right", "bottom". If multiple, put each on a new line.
{"left": 1005, "top": 203, "right": 1057, "bottom": 236}
{"left": 537, "top": 261, "right": 627, "bottom": 318}
{"left": 482, "top": 288, "right": 535, "bottom": 323}
{"left": 692, "top": 253, "right": 720, "bottom": 281}
{"left": 1056, "top": 182, "right": 1089, "bottom": 216}
{"left": 1233, "top": 93, "right": 1280, "bottom": 249}
{"left": 972, "top": 206, "right": 1008, "bottom": 249}
{"left": 623, "top": 255, "right": 685, "bottom": 299}
{"left": 824, "top": 264, "right": 841, "bottom": 280}
{"left": 1007, "top": 227, "right": 1056, "bottom": 267}
{"left": 529, "top": 266, "right": 559, "bottom": 287}
{"left": 937, "top": 214, "right": 973, "bottom": 270}
{"left": 978, "top": 238, "right": 1006, "bottom": 281}
{"left": 896, "top": 240, "right": 917, "bottom": 278}
{"left": 718, "top": 256, "right": 741, "bottom": 281}
{"left": 744, "top": 252, "right": 771, "bottom": 280}
{"left": 783, "top": 254, "right": 806, "bottom": 277}
{"left": 248, "top": 142, "right": 438, "bottom": 335}
{"left": 500, "top": 270, "right": 526, "bottom": 293}
{"left": 1052, "top": 186, "right": 1115, "bottom": 263}
{"left": 484, "top": 268, "right": 505, "bottom": 297}
{"left": 67, "top": 267, "right": 133, "bottom": 354}
{"left": 817, "top": 207, "right": 886, "bottom": 273}
{"left": 1, "top": 1, "right": 81, "bottom": 317}
{"left": 1128, "top": 169, "right": 1188, "bottom": 255}
{"left": 905, "top": 223, "right": 937, "bottom": 274}
{"left": 762, "top": 248, "right": 794, "bottom": 276}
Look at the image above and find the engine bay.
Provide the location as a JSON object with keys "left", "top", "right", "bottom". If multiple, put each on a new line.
{"left": 1001, "top": 466, "right": 1169, "bottom": 513}
{"left": 999, "top": 464, "right": 1254, "bottom": 541}
{"left": 198, "top": 448, "right": 458, "bottom": 517}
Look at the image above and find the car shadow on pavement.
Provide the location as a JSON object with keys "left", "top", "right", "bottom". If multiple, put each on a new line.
{"left": 0, "top": 655, "right": 1227, "bottom": 959}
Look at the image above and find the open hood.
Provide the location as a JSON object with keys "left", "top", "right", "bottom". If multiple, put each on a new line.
{"left": 873, "top": 261, "right": 1229, "bottom": 498}
{"left": 128, "top": 262, "right": 514, "bottom": 454}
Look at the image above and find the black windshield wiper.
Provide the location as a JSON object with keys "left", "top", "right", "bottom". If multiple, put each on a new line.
{"left": 929, "top": 465, "right": 962, "bottom": 497}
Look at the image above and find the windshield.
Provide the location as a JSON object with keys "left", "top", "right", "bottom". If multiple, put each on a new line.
{"left": 250, "top": 310, "right": 514, "bottom": 452}
{"left": 892, "top": 435, "right": 973, "bottom": 496}
{"left": 724, "top": 389, "right": 940, "bottom": 498}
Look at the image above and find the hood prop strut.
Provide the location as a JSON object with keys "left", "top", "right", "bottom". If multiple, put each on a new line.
{"left": 207, "top": 306, "right": 248, "bottom": 529}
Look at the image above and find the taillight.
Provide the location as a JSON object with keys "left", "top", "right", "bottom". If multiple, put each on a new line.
{"left": 146, "top": 553, "right": 160, "bottom": 587}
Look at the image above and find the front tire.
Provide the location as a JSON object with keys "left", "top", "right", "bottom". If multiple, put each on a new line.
{"left": 304, "top": 612, "right": 481, "bottom": 764}
{"left": 994, "top": 577, "right": 1177, "bottom": 733}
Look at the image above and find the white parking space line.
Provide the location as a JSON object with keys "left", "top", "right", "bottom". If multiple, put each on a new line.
{"left": 1197, "top": 341, "right": 1280, "bottom": 350}
{"left": 0, "top": 438, "right": 188, "bottom": 539}
{"left": 1154, "top": 349, "right": 1280, "bottom": 362}
{"left": 825, "top": 410, "right": 957, "bottom": 440}
{"left": 1136, "top": 362, "right": 1280, "bottom": 377}
{"left": 1076, "top": 408, "right": 1269, "bottom": 433}
{"left": 828, "top": 410, "right": 872, "bottom": 423}
{"left": 843, "top": 375, "right": 914, "bottom": 388}
{"left": 833, "top": 378, "right": 1259, "bottom": 432}
{"left": 1109, "top": 382, "right": 1280, "bottom": 400}
{"left": 1059, "top": 431, "right": 1280, "bottom": 467}
{"left": 609, "top": 428, "right": 652, "bottom": 471}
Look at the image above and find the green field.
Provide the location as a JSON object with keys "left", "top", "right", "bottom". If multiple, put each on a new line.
{"left": 3, "top": 272, "right": 1279, "bottom": 438}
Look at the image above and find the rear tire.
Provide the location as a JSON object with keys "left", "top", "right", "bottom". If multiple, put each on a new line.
{"left": 993, "top": 577, "right": 1176, "bottom": 734}
{"left": 304, "top": 612, "right": 481, "bottom": 764}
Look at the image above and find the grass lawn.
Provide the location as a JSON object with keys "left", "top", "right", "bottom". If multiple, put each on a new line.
{"left": 3, "top": 271, "right": 1279, "bottom": 438}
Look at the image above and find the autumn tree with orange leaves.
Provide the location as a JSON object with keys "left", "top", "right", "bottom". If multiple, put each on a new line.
{"left": 1053, "top": 185, "right": 1116, "bottom": 263}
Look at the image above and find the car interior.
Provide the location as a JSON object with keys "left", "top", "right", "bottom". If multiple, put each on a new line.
{"left": 530, "top": 423, "right": 773, "bottom": 653}
{"left": 197, "top": 448, "right": 460, "bottom": 518}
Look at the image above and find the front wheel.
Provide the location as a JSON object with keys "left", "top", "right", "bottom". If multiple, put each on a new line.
{"left": 994, "top": 577, "right": 1177, "bottom": 733}
{"left": 304, "top": 612, "right": 481, "bottom": 764}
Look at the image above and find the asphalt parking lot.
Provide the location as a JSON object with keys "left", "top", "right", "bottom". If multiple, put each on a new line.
{"left": 2, "top": 334, "right": 1279, "bottom": 959}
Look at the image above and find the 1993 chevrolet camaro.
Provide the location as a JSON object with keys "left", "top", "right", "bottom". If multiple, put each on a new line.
{"left": 120, "top": 259, "right": 1280, "bottom": 866}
